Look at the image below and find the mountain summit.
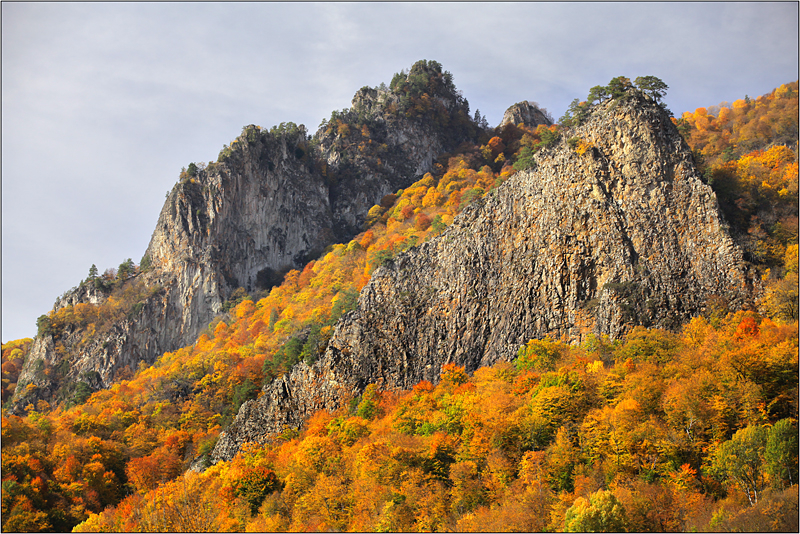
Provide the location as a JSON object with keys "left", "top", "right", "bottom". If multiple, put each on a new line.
{"left": 10, "top": 61, "right": 481, "bottom": 413}
{"left": 212, "top": 91, "right": 755, "bottom": 462}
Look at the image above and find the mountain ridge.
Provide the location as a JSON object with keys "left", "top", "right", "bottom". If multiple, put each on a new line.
{"left": 211, "top": 92, "right": 756, "bottom": 462}
{"left": 8, "top": 60, "right": 488, "bottom": 413}
{"left": 3, "top": 68, "right": 796, "bottom": 534}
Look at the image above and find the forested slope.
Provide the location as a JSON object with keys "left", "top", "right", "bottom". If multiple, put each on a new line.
{"left": 1, "top": 76, "right": 797, "bottom": 533}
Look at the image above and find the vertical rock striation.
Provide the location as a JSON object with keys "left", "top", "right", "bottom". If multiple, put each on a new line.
{"left": 10, "top": 61, "right": 478, "bottom": 413}
{"left": 212, "top": 94, "right": 756, "bottom": 462}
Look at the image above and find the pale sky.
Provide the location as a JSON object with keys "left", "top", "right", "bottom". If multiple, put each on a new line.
{"left": 2, "top": 2, "right": 798, "bottom": 343}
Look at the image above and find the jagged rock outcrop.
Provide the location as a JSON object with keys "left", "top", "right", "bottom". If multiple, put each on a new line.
{"left": 142, "top": 125, "right": 334, "bottom": 347}
{"left": 320, "top": 60, "right": 477, "bottom": 236}
{"left": 15, "top": 278, "right": 174, "bottom": 406}
{"left": 212, "top": 94, "right": 756, "bottom": 461}
{"left": 10, "top": 61, "right": 480, "bottom": 413}
{"left": 499, "top": 100, "right": 552, "bottom": 128}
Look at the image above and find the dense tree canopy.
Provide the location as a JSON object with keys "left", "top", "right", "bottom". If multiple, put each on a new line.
{"left": 2, "top": 79, "right": 797, "bottom": 533}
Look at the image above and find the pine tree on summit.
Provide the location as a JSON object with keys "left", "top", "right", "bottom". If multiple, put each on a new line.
{"left": 587, "top": 85, "right": 610, "bottom": 105}
{"left": 607, "top": 76, "right": 634, "bottom": 99}
{"left": 634, "top": 76, "right": 669, "bottom": 103}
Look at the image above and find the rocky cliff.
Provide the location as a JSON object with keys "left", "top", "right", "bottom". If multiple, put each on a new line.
{"left": 10, "top": 61, "right": 479, "bottom": 413}
{"left": 212, "top": 93, "right": 756, "bottom": 461}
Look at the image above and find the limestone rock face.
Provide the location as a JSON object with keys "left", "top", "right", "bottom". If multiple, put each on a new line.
{"left": 143, "top": 126, "right": 335, "bottom": 347}
{"left": 10, "top": 64, "right": 478, "bottom": 413}
{"left": 11, "top": 126, "right": 334, "bottom": 412}
{"left": 499, "top": 101, "right": 552, "bottom": 128}
{"left": 212, "top": 95, "right": 756, "bottom": 461}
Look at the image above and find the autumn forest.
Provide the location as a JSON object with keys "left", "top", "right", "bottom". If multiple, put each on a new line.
{"left": 2, "top": 74, "right": 798, "bottom": 532}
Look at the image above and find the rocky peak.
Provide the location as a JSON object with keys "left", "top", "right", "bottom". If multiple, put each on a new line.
{"left": 212, "top": 95, "right": 756, "bottom": 462}
{"left": 499, "top": 100, "right": 552, "bottom": 128}
{"left": 312, "top": 59, "right": 479, "bottom": 238}
{"left": 350, "top": 86, "right": 393, "bottom": 117}
{"left": 9, "top": 61, "right": 483, "bottom": 413}
{"left": 52, "top": 280, "right": 107, "bottom": 311}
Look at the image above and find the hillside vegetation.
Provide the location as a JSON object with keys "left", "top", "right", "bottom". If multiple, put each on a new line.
{"left": 73, "top": 314, "right": 798, "bottom": 532}
{"left": 1, "top": 77, "right": 797, "bottom": 533}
